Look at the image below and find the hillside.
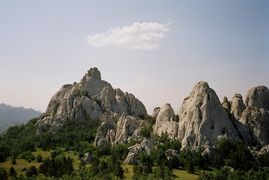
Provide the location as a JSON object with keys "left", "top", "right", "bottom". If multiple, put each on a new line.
{"left": 0, "top": 103, "right": 41, "bottom": 133}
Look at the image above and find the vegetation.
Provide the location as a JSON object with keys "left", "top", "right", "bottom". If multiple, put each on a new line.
{"left": 1, "top": 118, "right": 269, "bottom": 179}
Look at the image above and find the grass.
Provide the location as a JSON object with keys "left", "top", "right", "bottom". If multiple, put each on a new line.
{"left": 123, "top": 164, "right": 134, "bottom": 180}
{"left": 0, "top": 150, "right": 200, "bottom": 180}
{"left": 123, "top": 164, "right": 199, "bottom": 180}
{"left": 32, "top": 148, "right": 51, "bottom": 159}
{"left": 0, "top": 149, "right": 81, "bottom": 177}
{"left": 173, "top": 169, "right": 200, "bottom": 180}
{"left": 0, "top": 159, "right": 41, "bottom": 176}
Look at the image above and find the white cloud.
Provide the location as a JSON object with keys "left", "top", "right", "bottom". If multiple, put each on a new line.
{"left": 88, "top": 22, "right": 170, "bottom": 50}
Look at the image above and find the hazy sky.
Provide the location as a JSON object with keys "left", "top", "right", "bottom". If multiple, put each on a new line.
{"left": 0, "top": 0, "right": 268, "bottom": 114}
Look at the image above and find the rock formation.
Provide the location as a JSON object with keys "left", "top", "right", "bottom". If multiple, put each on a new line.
{"left": 231, "top": 94, "right": 246, "bottom": 120}
{"left": 123, "top": 138, "right": 155, "bottom": 164}
{"left": 240, "top": 86, "right": 269, "bottom": 147}
{"left": 152, "top": 107, "right": 161, "bottom": 119}
{"left": 94, "top": 114, "right": 148, "bottom": 148}
{"left": 36, "top": 67, "right": 147, "bottom": 133}
{"left": 222, "top": 96, "right": 231, "bottom": 112}
{"left": 35, "top": 66, "right": 269, "bottom": 152}
{"left": 177, "top": 81, "right": 239, "bottom": 149}
{"left": 154, "top": 104, "right": 178, "bottom": 139}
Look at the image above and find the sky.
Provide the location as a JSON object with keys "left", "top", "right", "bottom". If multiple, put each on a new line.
{"left": 0, "top": 0, "right": 268, "bottom": 114}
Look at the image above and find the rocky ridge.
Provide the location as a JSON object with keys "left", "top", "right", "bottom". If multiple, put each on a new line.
{"left": 35, "top": 67, "right": 269, "bottom": 164}
{"left": 36, "top": 67, "right": 147, "bottom": 133}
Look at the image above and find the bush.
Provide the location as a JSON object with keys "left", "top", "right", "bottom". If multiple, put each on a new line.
{"left": 11, "top": 157, "right": 16, "bottom": 165}
{"left": 20, "top": 151, "right": 35, "bottom": 162}
{"left": 0, "top": 168, "right": 7, "bottom": 180}
{"left": 9, "top": 167, "right": 16, "bottom": 177}
{"left": 36, "top": 154, "right": 43, "bottom": 162}
{"left": 26, "top": 166, "right": 38, "bottom": 177}
{"left": 39, "top": 155, "right": 73, "bottom": 177}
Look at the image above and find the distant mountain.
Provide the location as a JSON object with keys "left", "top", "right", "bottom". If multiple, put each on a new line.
{"left": 0, "top": 103, "right": 41, "bottom": 133}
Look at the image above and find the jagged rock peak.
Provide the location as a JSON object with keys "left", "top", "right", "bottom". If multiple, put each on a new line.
{"left": 152, "top": 107, "right": 161, "bottom": 119}
{"left": 178, "top": 81, "right": 239, "bottom": 149}
{"left": 87, "top": 67, "right": 101, "bottom": 80}
{"left": 231, "top": 93, "right": 245, "bottom": 120}
{"left": 245, "top": 86, "right": 269, "bottom": 109}
{"left": 240, "top": 85, "right": 269, "bottom": 147}
{"left": 154, "top": 103, "right": 178, "bottom": 139}
{"left": 222, "top": 96, "right": 231, "bottom": 112}
{"left": 36, "top": 67, "right": 147, "bottom": 133}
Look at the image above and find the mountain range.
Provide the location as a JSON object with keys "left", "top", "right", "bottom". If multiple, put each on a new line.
{"left": 0, "top": 103, "right": 41, "bottom": 133}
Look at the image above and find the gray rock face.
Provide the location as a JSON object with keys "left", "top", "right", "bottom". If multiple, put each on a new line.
{"left": 231, "top": 94, "right": 246, "bottom": 120}
{"left": 94, "top": 114, "right": 147, "bottom": 147}
{"left": 222, "top": 97, "right": 231, "bottom": 112}
{"left": 88, "top": 67, "right": 101, "bottom": 80}
{"left": 94, "top": 114, "right": 117, "bottom": 148}
{"left": 37, "top": 67, "right": 147, "bottom": 133}
{"left": 123, "top": 138, "right": 155, "bottom": 164}
{"left": 114, "top": 114, "right": 141, "bottom": 144}
{"left": 245, "top": 86, "right": 269, "bottom": 109}
{"left": 154, "top": 104, "right": 178, "bottom": 139}
{"left": 241, "top": 108, "right": 269, "bottom": 147}
{"left": 177, "top": 81, "right": 239, "bottom": 149}
{"left": 152, "top": 107, "right": 161, "bottom": 119}
{"left": 240, "top": 86, "right": 269, "bottom": 147}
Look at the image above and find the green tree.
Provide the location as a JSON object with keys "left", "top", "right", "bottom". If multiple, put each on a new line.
{"left": 0, "top": 168, "right": 7, "bottom": 180}
{"left": 9, "top": 166, "right": 17, "bottom": 177}
{"left": 26, "top": 166, "right": 38, "bottom": 177}
{"left": 36, "top": 154, "right": 43, "bottom": 162}
{"left": 11, "top": 157, "right": 16, "bottom": 165}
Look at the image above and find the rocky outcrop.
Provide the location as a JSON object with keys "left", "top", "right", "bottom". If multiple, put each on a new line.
{"left": 123, "top": 138, "right": 155, "bottom": 164}
{"left": 154, "top": 104, "right": 178, "bottom": 139}
{"left": 37, "top": 67, "right": 147, "bottom": 133}
{"left": 177, "top": 81, "right": 239, "bottom": 149}
{"left": 94, "top": 114, "right": 148, "bottom": 148}
{"left": 93, "top": 114, "right": 118, "bottom": 149}
{"left": 240, "top": 86, "right": 269, "bottom": 147}
{"left": 245, "top": 86, "right": 269, "bottom": 109}
{"left": 152, "top": 107, "right": 161, "bottom": 119}
{"left": 231, "top": 94, "right": 245, "bottom": 120}
{"left": 222, "top": 97, "right": 231, "bottom": 112}
{"left": 114, "top": 115, "right": 141, "bottom": 144}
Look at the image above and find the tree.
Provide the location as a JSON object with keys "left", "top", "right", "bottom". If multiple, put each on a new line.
{"left": 36, "top": 154, "right": 43, "bottom": 162}
{"left": 114, "top": 161, "right": 124, "bottom": 179}
{"left": 0, "top": 168, "right": 7, "bottom": 180}
{"left": 11, "top": 157, "right": 16, "bottom": 165}
{"left": 26, "top": 166, "right": 38, "bottom": 177}
{"left": 9, "top": 167, "right": 17, "bottom": 177}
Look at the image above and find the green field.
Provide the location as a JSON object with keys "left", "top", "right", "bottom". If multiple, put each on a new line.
{"left": 123, "top": 164, "right": 199, "bottom": 180}
{"left": 0, "top": 149, "right": 199, "bottom": 180}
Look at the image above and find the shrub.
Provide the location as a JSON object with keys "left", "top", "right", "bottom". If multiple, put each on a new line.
{"left": 26, "top": 166, "right": 38, "bottom": 177}
{"left": 9, "top": 167, "right": 16, "bottom": 177}
{"left": 36, "top": 154, "right": 43, "bottom": 162}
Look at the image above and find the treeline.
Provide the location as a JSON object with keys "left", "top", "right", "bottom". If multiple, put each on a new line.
{"left": 0, "top": 118, "right": 99, "bottom": 162}
{"left": 1, "top": 118, "right": 269, "bottom": 179}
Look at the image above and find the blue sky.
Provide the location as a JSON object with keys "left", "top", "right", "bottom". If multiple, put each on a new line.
{"left": 0, "top": 0, "right": 268, "bottom": 113}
